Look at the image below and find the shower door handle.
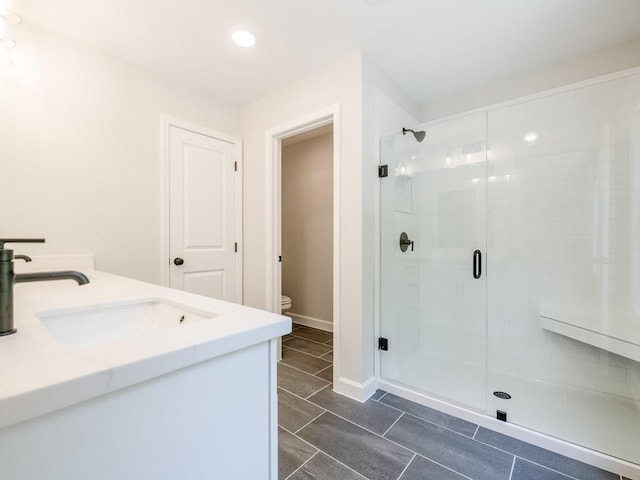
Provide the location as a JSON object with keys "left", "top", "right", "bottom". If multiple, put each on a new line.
{"left": 473, "top": 250, "right": 482, "bottom": 279}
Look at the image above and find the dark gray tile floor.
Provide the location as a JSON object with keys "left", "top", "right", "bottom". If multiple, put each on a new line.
{"left": 278, "top": 324, "right": 624, "bottom": 480}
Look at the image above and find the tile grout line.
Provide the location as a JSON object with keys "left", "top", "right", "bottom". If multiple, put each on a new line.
{"left": 370, "top": 391, "right": 387, "bottom": 403}
{"left": 301, "top": 442, "right": 373, "bottom": 480}
{"left": 284, "top": 338, "right": 334, "bottom": 353}
{"left": 513, "top": 457, "right": 584, "bottom": 480}
{"left": 377, "top": 400, "right": 478, "bottom": 440}
{"left": 283, "top": 327, "right": 618, "bottom": 480}
{"left": 300, "top": 399, "right": 402, "bottom": 440}
{"left": 294, "top": 409, "right": 328, "bottom": 435}
{"left": 297, "top": 404, "right": 479, "bottom": 480}
{"left": 282, "top": 380, "right": 587, "bottom": 480}
{"left": 508, "top": 456, "right": 516, "bottom": 480}
{"left": 318, "top": 450, "right": 374, "bottom": 480}
{"left": 395, "top": 453, "right": 416, "bottom": 480}
{"left": 278, "top": 384, "right": 328, "bottom": 404}
{"left": 282, "top": 345, "right": 333, "bottom": 361}
{"left": 284, "top": 451, "right": 319, "bottom": 480}
{"left": 281, "top": 414, "right": 373, "bottom": 480}
{"left": 280, "top": 359, "right": 333, "bottom": 378}
{"left": 278, "top": 384, "right": 329, "bottom": 403}
{"left": 290, "top": 410, "right": 396, "bottom": 480}
{"left": 293, "top": 384, "right": 485, "bottom": 461}
{"left": 382, "top": 412, "right": 404, "bottom": 437}
{"left": 287, "top": 332, "right": 334, "bottom": 347}
{"left": 287, "top": 422, "right": 377, "bottom": 480}
{"left": 304, "top": 382, "right": 332, "bottom": 400}
{"left": 313, "top": 364, "right": 333, "bottom": 379}
{"left": 302, "top": 406, "right": 423, "bottom": 459}
{"left": 472, "top": 441, "right": 586, "bottom": 480}
{"left": 287, "top": 332, "right": 333, "bottom": 346}
{"left": 412, "top": 452, "right": 475, "bottom": 480}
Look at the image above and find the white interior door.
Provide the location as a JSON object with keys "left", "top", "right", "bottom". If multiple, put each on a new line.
{"left": 169, "top": 125, "right": 239, "bottom": 302}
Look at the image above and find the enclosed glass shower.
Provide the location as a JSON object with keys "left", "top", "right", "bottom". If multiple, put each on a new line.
{"left": 380, "top": 72, "right": 640, "bottom": 465}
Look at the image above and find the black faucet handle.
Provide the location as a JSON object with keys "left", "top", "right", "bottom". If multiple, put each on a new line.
{"left": 0, "top": 238, "right": 45, "bottom": 249}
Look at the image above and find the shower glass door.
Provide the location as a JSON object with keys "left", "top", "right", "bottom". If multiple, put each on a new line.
{"left": 379, "top": 112, "right": 488, "bottom": 411}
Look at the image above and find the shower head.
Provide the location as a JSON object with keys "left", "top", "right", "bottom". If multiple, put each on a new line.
{"left": 402, "top": 127, "right": 426, "bottom": 143}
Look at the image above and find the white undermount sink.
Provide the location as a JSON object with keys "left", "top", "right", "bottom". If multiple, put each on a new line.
{"left": 37, "top": 299, "right": 217, "bottom": 347}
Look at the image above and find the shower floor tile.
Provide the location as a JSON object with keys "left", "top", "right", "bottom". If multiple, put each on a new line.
{"left": 277, "top": 325, "right": 623, "bottom": 480}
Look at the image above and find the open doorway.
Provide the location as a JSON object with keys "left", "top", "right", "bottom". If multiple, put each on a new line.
{"left": 264, "top": 105, "right": 340, "bottom": 388}
{"left": 280, "top": 124, "right": 334, "bottom": 378}
{"left": 281, "top": 124, "right": 333, "bottom": 331}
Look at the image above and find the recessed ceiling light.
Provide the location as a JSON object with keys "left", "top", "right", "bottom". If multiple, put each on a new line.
{"left": 231, "top": 30, "right": 256, "bottom": 48}
{"left": 523, "top": 131, "right": 539, "bottom": 144}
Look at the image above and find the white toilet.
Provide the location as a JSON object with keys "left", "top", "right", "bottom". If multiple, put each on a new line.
{"left": 281, "top": 295, "right": 292, "bottom": 314}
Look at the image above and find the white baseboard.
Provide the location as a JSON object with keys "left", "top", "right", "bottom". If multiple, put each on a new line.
{"left": 289, "top": 313, "right": 333, "bottom": 332}
{"left": 378, "top": 380, "right": 640, "bottom": 479}
{"left": 333, "top": 376, "right": 377, "bottom": 403}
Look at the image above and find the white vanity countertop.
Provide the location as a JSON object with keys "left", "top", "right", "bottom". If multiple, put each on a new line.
{"left": 0, "top": 270, "right": 290, "bottom": 430}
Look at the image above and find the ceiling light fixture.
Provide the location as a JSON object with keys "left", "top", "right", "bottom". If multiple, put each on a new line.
{"left": 231, "top": 30, "right": 256, "bottom": 47}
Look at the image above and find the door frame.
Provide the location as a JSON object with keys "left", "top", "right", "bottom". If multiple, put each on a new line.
{"left": 160, "top": 115, "right": 243, "bottom": 303}
{"left": 265, "top": 104, "right": 341, "bottom": 373}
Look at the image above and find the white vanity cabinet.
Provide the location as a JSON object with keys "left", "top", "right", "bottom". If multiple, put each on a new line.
{"left": 0, "top": 271, "right": 288, "bottom": 480}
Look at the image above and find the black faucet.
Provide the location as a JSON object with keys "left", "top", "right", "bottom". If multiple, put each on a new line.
{"left": 0, "top": 239, "right": 90, "bottom": 336}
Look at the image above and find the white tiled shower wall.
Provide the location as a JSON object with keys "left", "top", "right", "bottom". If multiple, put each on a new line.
{"left": 380, "top": 71, "right": 640, "bottom": 465}
{"left": 486, "top": 73, "right": 640, "bottom": 463}
{"left": 487, "top": 73, "right": 640, "bottom": 399}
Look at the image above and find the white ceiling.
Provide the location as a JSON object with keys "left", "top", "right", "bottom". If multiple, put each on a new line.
{"left": 13, "top": 0, "right": 640, "bottom": 106}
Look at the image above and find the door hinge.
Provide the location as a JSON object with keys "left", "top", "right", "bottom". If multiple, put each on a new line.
{"left": 234, "top": 242, "right": 238, "bottom": 253}
{"left": 378, "top": 165, "right": 388, "bottom": 178}
{"left": 234, "top": 161, "right": 237, "bottom": 172}
{"left": 378, "top": 337, "right": 388, "bottom": 351}
{"left": 278, "top": 255, "right": 282, "bottom": 263}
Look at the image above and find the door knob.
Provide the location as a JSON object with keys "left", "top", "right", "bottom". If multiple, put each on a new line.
{"left": 399, "top": 232, "right": 414, "bottom": 252}
{"left": 173, "top": 257, "right": 184, "bottom": 266}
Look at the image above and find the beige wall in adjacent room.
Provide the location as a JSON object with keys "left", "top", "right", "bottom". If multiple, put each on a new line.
{"left": 282, "top": 132, "right": 334, "bottom": 329}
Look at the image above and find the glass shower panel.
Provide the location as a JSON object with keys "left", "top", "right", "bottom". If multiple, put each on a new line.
{"left": 380, "top": 112, "right": 487, "bottom": 411}
{"left": 486, "top": 73, "right": 640, "bottom": 464}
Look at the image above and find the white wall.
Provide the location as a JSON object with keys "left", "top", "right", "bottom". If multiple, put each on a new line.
{"left": 241, "top": 52, "right": 366, "bottom": 394}
{"left": 282, "top": 133, "right": 334, "bottom": 328}
{"left": 420, "top": 38, "right": 640, "bottom": 122}
{"left": 241, "top": 51, "right": 420, "bottom": 399}
{"left": 0, "top": 23, "right": 240, "bottom": 283}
